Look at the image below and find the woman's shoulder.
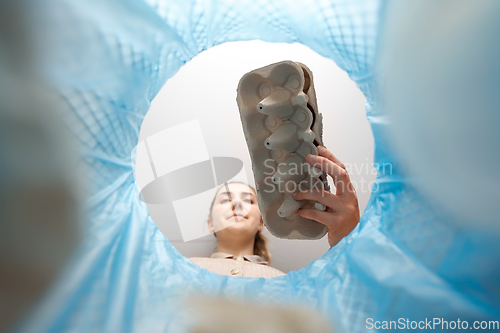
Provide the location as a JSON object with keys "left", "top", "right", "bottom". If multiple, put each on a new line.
{"left": 189, "top": 257, "right": 213, "bottom": 265}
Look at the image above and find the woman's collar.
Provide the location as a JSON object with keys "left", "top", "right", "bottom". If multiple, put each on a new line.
{"left": 210, "top": 252, "right": 268, "bottom": 265}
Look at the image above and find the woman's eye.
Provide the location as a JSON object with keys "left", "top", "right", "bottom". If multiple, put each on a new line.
{"left": 220, "top": 199, "right": 229, "bottom": 204}
{"left": 244, "top": 199, "right": 253, "bottom": 203}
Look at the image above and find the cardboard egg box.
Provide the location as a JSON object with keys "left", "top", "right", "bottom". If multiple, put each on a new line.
{"left": 237, "top": 61, "right": 330, "bottom": 240}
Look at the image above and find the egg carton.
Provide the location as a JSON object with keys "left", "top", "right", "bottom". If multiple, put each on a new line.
{"left": 236, "top": 61, "right": 330, "bottom": 240}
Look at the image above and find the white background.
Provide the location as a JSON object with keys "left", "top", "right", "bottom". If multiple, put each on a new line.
{"left": 139, "top": 40, "right": 375, "bottom": 273}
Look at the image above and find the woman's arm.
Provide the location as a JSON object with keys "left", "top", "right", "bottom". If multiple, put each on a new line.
{"left": 293, "top": 146, "right": 360, "bottom": 248}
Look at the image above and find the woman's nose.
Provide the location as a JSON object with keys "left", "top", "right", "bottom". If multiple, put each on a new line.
{"left": 231, "top": 199, "right": 243, "bottom": 210}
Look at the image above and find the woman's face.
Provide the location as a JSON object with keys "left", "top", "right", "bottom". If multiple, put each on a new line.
{"left": 209, "top": 183, "right": 263, "bottom": 238}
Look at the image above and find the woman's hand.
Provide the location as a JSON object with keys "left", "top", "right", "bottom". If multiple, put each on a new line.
{"left": 293, "top": 146, "right": 360, "bottom": 248}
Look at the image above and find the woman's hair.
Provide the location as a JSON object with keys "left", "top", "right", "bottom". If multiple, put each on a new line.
{"left": 208, "top": 182, "right": 271, "bottom": 265}
{"left": 253, "top": 229, "right": 271, "bottom": 265}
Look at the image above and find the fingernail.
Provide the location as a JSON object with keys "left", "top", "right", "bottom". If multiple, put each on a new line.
{"left": 317, "top": 146, "right": 325, "bottom": 153}
{"left": 293, "top": 192, "right": 297, "bottom": 198}
{"left": 307, "top": 154, "right": 315, "bottom": 160}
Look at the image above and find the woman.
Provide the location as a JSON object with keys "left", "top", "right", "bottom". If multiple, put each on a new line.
{"left": 190, "top": 146, "right": 360, "bottom": 278}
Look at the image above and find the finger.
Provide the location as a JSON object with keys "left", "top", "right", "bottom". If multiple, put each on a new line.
{"left": 293, "top": 189, "right": 342, "bottom": 210}
{"left": 317, "top": 146, "right": 346, "bottom": 170}
{"left": 306, "top": 154, "right": 354, "bottom": 196}
{"left": 298, "top": 208, "right": 336, "bottom": 228}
